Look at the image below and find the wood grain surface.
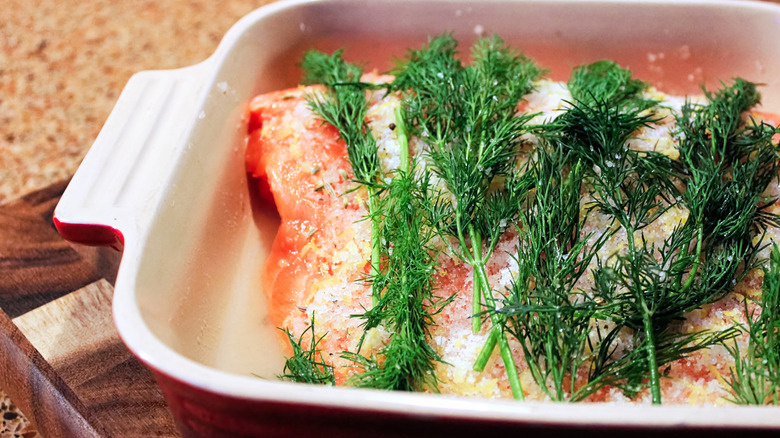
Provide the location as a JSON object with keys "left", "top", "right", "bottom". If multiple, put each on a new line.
{"left": 0, "top": 181, "right": 118, "bottom": 318}
{"left": 0, "top": 181, "right": 179, "bottom": 437}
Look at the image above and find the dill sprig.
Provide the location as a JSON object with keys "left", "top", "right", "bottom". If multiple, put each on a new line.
{"left": 495, "top": 142, "right": 612, "bottom": 401}
{"left": 301, "top": 49, "right": 386, "bottom": 303}
{"left": 278, "top": 314, "right": 336, "bottom": 385}
{"left": 671, "top": 79, "right": 780, "bottom": 308}
{"left": 392, "top": 34, "right": 541, "bottom": 399}
{"left": 588, "top": 232, "right": 742, "bottom": 401}
{"left": 725, "top": 244, "right": 780, "bottom": 405}
{"left": 344, "top": 162, "right": 451, "bottom": 392}
{"left": 566, "top": 75, "right": 778, "bottom": 404}
{"left": 567, "top": 59, "right": 657, "bottom": 112}
{"left": 302, "top": 47, "right": 455, "bottom": 393}
{"left": 546, "top": 67, "right": 666, "bottom": 401}
{"left": 493, "top": 61, "right": 676, "bottom": 402}
{"left": 392, "top": 34, "right": 540, "bottom": 267}
{"left": 302, "top": 50, "right": 380, "bottom": 187}
{"left": 676, "top": 79, "right": 780, "bottom": 251}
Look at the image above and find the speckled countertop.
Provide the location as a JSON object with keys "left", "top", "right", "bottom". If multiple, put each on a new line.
{"left": 0, "top": 0, "right": 275, "bottom": 204}
{"left": 0, "top": 0, "right": 274, "bottom": 435}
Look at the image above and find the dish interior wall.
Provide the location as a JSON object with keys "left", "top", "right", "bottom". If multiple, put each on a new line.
{"left": 131, "top": 0, "right": 780, "bottom": 379}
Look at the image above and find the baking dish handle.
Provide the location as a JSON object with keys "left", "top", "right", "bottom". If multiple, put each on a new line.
{"left": 54, "top": 62, "right": 211, "bottom": 249}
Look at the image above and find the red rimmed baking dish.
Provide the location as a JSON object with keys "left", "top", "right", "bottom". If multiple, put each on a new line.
{"left": 54, "top": 0, "right": 780, "bottom": 436}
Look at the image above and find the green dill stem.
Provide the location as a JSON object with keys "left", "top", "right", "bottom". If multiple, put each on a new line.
{"left": 710, "top": 127, "right": 718, "bottom": 158}
{"left": 569, "top": 90, "right": 667, "bottom": 402}
{"left": 625, "top": 221, "right": 662, "bottom": 404}
{"left": 367, "top": 103, "right": 410, "bottom": 307}
{"left": 472, "top": 273, "right": 483, "bottom": 333}
{"left": 680, "top": 224, "right": 704, "bottom": 293}
{"left": 301, "top": 50, "right": 385, "bottom": 306}
{"left": 370, "top": 104, "right": 410, "bottom": 307}
{"left": 474, "top": 262, "right": 524, "bottom": 400}
{"left": 461, "top": 217, "right": 522, "bottom": 399}
{"left": 641, "top": 302, "right": 662, "bottom": 404}
{"left": 394, "top": 105, "right": 410, "bottom": 173}
{"left": 374, "top": 105, "right": 408, "bottom": 306}
{"left": 473, "top": 328, "right": 498, "bottom": 372}
{"left": 498, "top": 329, "right": 524, "bottom": 400}
{"left": 623, "top": 215, "right": 661, "bottom": 403}
{"left": 369, "top": 189, "right": 382, "bottom": 305}
{"left": 470, "top": 224, "right": 484, "bottom": 333}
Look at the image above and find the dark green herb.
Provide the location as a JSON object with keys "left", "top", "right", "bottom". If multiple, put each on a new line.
{"left": 278, "top": 315, "right": 336, "bottom": 385}
{"left": 567, "top": 59, "right": 657, "bottom": 111}
{"left": 494, "top": 141, "right": 612, "bottom": 401}
{"left": 490, "top": 64, "right": 777, "bottom": 404}
{"left": 725, "top": 244, "right": 780, "bottom": 405}
{"left": 391, "top": 34, "right": 542, "bottom": 399}
{"left": 301, "top": 49, "right": 386, "bottom": 302}
{"left": 344, "top": 160, "right": 451, "bottom": 392}
{"left": 573, "top": 77, "right": 777, "bottom": 404}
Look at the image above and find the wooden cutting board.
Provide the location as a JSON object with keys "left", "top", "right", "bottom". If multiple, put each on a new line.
{"left": 0, "top": 180, "right": 180, "bottom": 437}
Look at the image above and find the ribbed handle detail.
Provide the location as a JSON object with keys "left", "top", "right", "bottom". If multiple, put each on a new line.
{"left": 54, "top": 62, "right": 210, "bottom": 247}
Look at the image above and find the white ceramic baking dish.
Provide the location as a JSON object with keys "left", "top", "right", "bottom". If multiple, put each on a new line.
{"left": 54, "top": 0, "right": 780, "bottom": 436}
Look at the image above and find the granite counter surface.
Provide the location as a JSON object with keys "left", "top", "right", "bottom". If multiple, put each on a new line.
{"left": 1, "top": 0, "right": 274, "bottom": 204}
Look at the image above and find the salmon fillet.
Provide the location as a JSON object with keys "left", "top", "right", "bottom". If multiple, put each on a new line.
{"left": 246, "top": 77, "right": 780, "bottom": 403}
